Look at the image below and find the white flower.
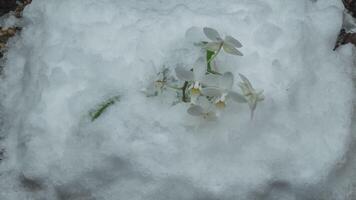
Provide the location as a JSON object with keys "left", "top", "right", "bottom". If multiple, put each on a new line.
{"left": 203, "top": 27, "right": 243, "bottom": 59}
{"left": 187, "top": 98, "right": 217, "bottom": 120}
{"left": 238, "top": 73, "right": 264, "bottom": 119}
{"left": 201, "top": 72, "right": 247, "bottom": 109}
{"left": 175, "top": 58, "right": 215, "bottom": 98}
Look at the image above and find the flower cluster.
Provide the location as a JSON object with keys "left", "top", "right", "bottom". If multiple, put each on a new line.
{"left": 149, "top": 27, "right": 264, "bottom": 120}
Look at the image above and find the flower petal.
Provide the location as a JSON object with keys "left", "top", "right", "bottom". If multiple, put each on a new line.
{"left": 258, "top": 94, "right": 265, "bottom": 101}
{"left": 229, "top": 91, "right": 247, "bottom": 103}
{"left": 238, "top": 73, "right": 253, "bottom": 90}
{"left": 222, "top": 42, "right": 243, "bottom": 56}
{"left": 198, "top": 97, "right": 213, "bottom": 108}
{"left": 201, "top": 74, "right": 220, "bottom": 87}
{"left": 224, "top": 35, "right": 243, "bottom": 48}
{"left": 203, "top": 42, "right": 222, "bottom": 52}
{"left": 203, "top": 27, "right": 222, "bottom": 41}
{"left": 175, "top": 66, "right": 194, "bottom": 81}
{"left": 193, "top": 41, "right": 208, "bottom": 47}
{"left": 187, "top": 105, "right": 204, "bottom": 116}
{"left": 219, "top": 72, "right": 234, "bottom": 90}
{"left": 201, "top": 87, "right": 222, "bottom": 97}
{"left": 193, "top": 57, "right": 207, "bottom": 80}
{"left": 185, "top": 26, "right": 205, "bottom": 43}
{"left": 204, "top": 111, "right": 218, "bottom": 121}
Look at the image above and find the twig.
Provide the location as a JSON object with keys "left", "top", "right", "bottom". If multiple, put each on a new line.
{"left": 182, "top": 81, "right": 189, "bottom": 102}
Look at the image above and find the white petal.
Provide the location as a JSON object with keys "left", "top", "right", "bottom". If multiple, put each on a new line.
{"left": 223, "top": 43, "right": 243, "bottom": 56}
{"left": 204, "top": 112, "right": 218, "bottom": 121}
{"left": 187, "top": 105, "right": 204, "bottom": 116}
{"left": 256, "top": 90, "right": 265, "bottom": 101}
{"left": 224, "top": 35, "right": 243, "bottom": 48}
{"left": 203, "top": 27, "right": 222, "bottom": 41}
{"left": 219, "top": 72, "right": 234, "bottom": 90}
{"left": 238, "top": 73, "right": 253, "bottom": 89}
{"left": 190, "top": 94, "right": 199, "bottom": 104}
{"left": 258, "top": 94, "right": 265, "bottom": 101}
{"left": 203, "top": 42, "right": 222, "bottom": 52}
{"left": 201, "top": 87, "right": 222, "bottom": 97}
{"left": 185, "top": 26, "right": 205, "bottom": 43}
{"left": 249, "top": 96, "right": 258, "bottom": 109}
{"left": 197, "top": 97, "right": 213, "bottom": 108}
{"left": 201, "top": 74, "right": 220, "bottom": 87}
{"left": 193, "top": 41, "right": 207, "bottom": 47}
{"left": 175, "top": 66, "right": 194, "bottom": 81}
{"left": 193, "top": 57, "right": 207, "bottom": 80}
{"left": 229, "top": 91, "right": 247, "bottom": 103}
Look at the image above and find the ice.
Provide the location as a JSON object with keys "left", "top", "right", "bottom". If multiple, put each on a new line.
{"left": 0, "top": 0, "right": 355, "bottom": 199}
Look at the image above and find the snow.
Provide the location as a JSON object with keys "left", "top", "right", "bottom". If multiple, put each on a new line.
{"left": 0, "top": 0, "right": 355, "bottom": 199}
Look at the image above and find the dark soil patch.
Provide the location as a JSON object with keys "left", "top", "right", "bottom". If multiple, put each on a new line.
{"left": 0, "top": 0, "right": 18, "bottom": 16}
{"left": 343, "top": 0, "right": 356, "bottom": 17}
{"left": 0, "top": 148, "right": 4, "bottom": 161}
{"left": 334, "top": 0, "right": 356, "bottom": 50}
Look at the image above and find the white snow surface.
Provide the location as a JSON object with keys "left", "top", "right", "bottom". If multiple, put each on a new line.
{"left": 0, "top": 0, "right": 355, "bottom": 199}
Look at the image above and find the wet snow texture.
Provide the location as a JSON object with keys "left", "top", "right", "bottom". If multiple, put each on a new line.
{"left": 0, "top": 0, "right": 355, "bottom": 199}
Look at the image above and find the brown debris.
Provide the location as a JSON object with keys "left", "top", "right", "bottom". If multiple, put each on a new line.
{"left": 0, "top": 27, "right": 17, "bottom": 37}
{"left": 0, "top": 0, "right": 32, "bottom": 17}
{"left": 342, "top": 0, "right": 356, "bottom": 17}
{"left": 340, "top": 32, "right": 356, "bottom": 46}
{"left": 0, "top": 27, "right": 19, "bottom": 52}
{"left": 334, "top": 29, "right": 356, "bottom": 50}
{"left": 0, "top": 0, "right": 17, "bottom": 16}
{"left": 14, "top": 0, "right": 32, "bottom": 18}
{"left": 334, "top": 0, "right": 356, "bottom": 50}
{"left": 0, "top": 1, "right": 30, "bottom": 54}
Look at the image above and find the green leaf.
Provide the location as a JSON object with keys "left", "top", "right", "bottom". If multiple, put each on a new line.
{"left": 206, "top": 50, "right": 215, "bottom": 72}
{"left": 89, "top": 95, "right": 120, "bottom": 121}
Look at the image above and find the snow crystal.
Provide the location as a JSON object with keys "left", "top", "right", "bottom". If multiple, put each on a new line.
{"left": 0, "top": 0, "right": 355, "bottom": 199}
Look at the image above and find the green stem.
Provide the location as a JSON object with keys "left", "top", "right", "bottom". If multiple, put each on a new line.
{"left": 207, "top": 43, "right": 223, "bottom": 64}
{"left": 182, "top": 81, "right": 189, "bottom": 102}
{"left": 207, "top": 69, "right": 222, "bottom": 75}
{"left": 90, "top": 95, "right": 120, "bottom": 121}
{"left": 206, "top": 43, "right": 223, "bottom": 75}
{"left": 166, "top": 85, "right": 182, "bottom": 90}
